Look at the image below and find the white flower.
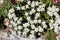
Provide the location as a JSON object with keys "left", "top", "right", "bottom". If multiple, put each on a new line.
{"left": 27, "top": 1, "right": 31, "bottom": 5}
{"left": 24, "top": 28, "right": 30, "bottom": 33}
{"left": 35, "top": 1, "right": 39, "bottom": 6}
{"left": 52, "top": 5, "right": 59, "bottom": 12}
{"left": 29, "top": 11, "right": 33, "bottom": 15}
{"left": 14, "top": 27, "right": 18, "bottom": 30}
{"left": 54, "top": 28, "right": 59, "bottom": 33}
{"left": 30, "top": 20, "right": 34, "bottom": 24}
{"left": 18, "top": 26, "right": 23, "bottom": 30}
{"left": 42, "top": 4, "right": 45, "bottom": 7}
{"left": 42, "top": 21, "right": 46, "bottom": 25}
{"left": 57, "top": 18, "right": 60, "bottom": 24}
{"left": 43, "top": 25, "right": 47, "bottom": 28}
{"left": 47, "top": 6, "right": 52, "bottom": 11}
{"left": 38, "top": 19, "right": 41, "bottom": 23}
{"left": 23, "top": 24, "right": 27, "bottom": 28}
{"left": 17, "top": 31, "right": 21, "bottom": 35}
{"left": 31, "top": 8, "right": 36, "bottom": 13}
{"left": 39, "top": 5, "right": 42, "bottom": 9}
{"left": 53, "top": 12, "right": 58, "bottom": 16}
{"left": 38, "top": 26, "right": 44, "bottom": 32}
{"left": 38, "top": 4, "right": 45, "bottom": 11}
{"left": 23, "top": 32, "right": 27, "bottom": 35}
{"left": 0, "top": 0, "right": 4, "bottom": 4}
{"left": 29, "top": 34, "right": 35, "bottom": 39}
{"left": 49, "top": 23, "right": 54, "bottom": 29}
{"left": 31, "top": 1, "right": 35, "bottom": 7}
{"left": 34, "top": 28, "right": 39, "bottom": 32}
{"left": 11, "top": 13, "right": 16, "bottom": 17}
{"left": 12, "top": 31, "right": 16, "bottom": 35}
{"left": 25, "top": 12, "right": 29, "bottom": 16}
{"left": 34, "top": 19, "right": 38, "bottom": 24}
{"left": 10, "top": 20, "right": 14, "bottom": 24}
{"left": 38, "top": 33, "right": 41, "bottom": 35}
{"left": 34, "top": 17, "right": 38, "bottom": 19}
{"left": 8, "top": 13, "right": 12, "bottom": 19}
{"left": 37, "top": 8, "right": 40, "bottom": 12}
{"left": 40, "top": 8, "right": 45, "bottom": 11}
{"left": 9, "top": 25, "right": 12, "bottom": 28}
{"left": 19, "top": 17, "right": 23, "bottom": 21}
{"left": 31, "top": 24, "right": 36, "bottom": 29}
{"left": 27, "top": 16, "right": 31, "bottom": 21}
{"left": 16, "top": 6, "right": 20, "bottom": 10}
{"left": 25, "top": 5, "right": 29, "bottom": 9}
{"left": 25, "top": 23, "right": 30, "bottom": 27}
{"left": 47, "top": 6, "right": 59, "bottom": 17}
{"left": 13, "top": 22, "right": 17, "bottom": 27}
{"left": 9, "top": 8, "right": 15, "bottom": 13}
{"left": 50, "top": 19, "right": 54, "bottom": 23}
{"left": 53, "top": 23, "right": 58, "bottom": 27}
{"left": 21, "top": 6, "right": 25, "bottom": 10}
{"left": 13, "top": 17, "right": 18, "bottom": 21}
{"left": 10, "top": 20, "right": 17, "bottom": 27}
{"left": 22, "top": 34, "right": 26, "bottom": 38}
{"left": 47, "top": 11, "right": 53, "bottom": 16}
{"left": 30, "top": 30, "right": 35, "bottom": 34}
{"left": 17, "top": 20, "right": 21, "bottom": 24}
{"left": 55, "top": 15, "right": 60, "bottom": 19}
{"left": 31, "top": 3, "right": 35, "bottom": 7}
{"left": 35, "top": 13, "right": 40, "bottom": 18}
{"left": 55, "top": 8, "right": 59, "bottom": 12}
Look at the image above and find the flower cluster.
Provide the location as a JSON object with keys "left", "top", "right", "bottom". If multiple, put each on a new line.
{"left": 47, "top": 5, "right": 59, "bottom": 16}
{"left": 47, "top": 5, "right": 60, "bottom": 33}
{"left": 8, "top": 0, "right": 60, "bottom": 39}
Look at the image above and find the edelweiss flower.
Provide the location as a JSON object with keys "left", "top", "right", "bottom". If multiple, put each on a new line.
{"left": 9, "top": 8, "right": 15, "bottom": 13}
{"left": 29, "top": 34, "right": 35, "bottom": 39}
{"left": 14, "top": 27, "right": 18, "bottom": 30}
{"left": 34, "top": 19, "right": 38, "bottom": 24}
{"left": 38, "top": 26, "right": 44, "bottom": 32}
{"left": 16, "top": 6, "right": 20, "bottom": 10}
{"left": 13, "top": 17, "right": 18, "bottom": 21}
{"left": 31, "top": 8, "right": 36, "bottom": 13}
{"left": 34, "top": 28, "right": 39, "bottom": 32}
{"left": 25, "top": 5, "right": 29, "bottom": 9}
{"left": 25, "top": 12, "right": 29, "bottom": 16}
{"left": 27, "top": 1, "right": 31, "bottom": 5}
{"left": 35, "top": 13, "right": 40, "bottom": 18}
{"left": 31, "top": 24, "right": 36, "bottom": 29}
{"left": 35, "top": 1, "right": 39, "bottom": 6}
{"left": 24, "top": 28, "right": 30, "bottom": 33}
{"left": 30, "top": 30, "right": 35, "bottom": 34}
{"left": 17, "top": 31, "right": 21, "bottom": 35}
{"left": 21, "top": 6, "right": 25, "bottom": 10}
{"left": 31, "top": 1, "right": 35, "bottom": 7}
{"left": 18, "top": 26, "right": 23, "bottom": 30}
{"left": 38, "top": 19, "right": 41, "bottom": 24}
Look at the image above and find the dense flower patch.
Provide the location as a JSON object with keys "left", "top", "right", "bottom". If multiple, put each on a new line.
{"left": 8, "top": 0, "right": 60, "bottom": 39}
